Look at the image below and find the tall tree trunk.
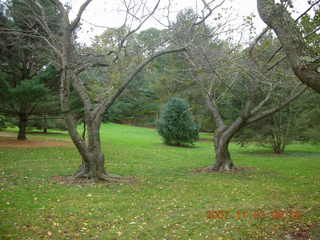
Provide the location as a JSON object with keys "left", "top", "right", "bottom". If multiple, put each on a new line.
{"left": 17, "top": 113, "right": 28, "bottom": 140}
{"left": 43, "top": 115, "right": 48, "bottom": 134}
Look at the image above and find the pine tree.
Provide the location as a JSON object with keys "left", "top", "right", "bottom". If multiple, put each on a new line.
{"left": 0, "top": 1, "right": 60, "bottom": 140}
{"left": 157, "top": 97, "right": 199, "bottom": 146}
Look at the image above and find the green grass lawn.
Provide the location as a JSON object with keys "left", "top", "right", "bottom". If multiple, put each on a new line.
{"left": 0, "top": 123, "right": 319, "bottom": 240}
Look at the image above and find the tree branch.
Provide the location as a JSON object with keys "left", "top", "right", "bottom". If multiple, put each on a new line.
{"left": 247, "top": 84, "right": 307, "bottom": 124}
{"left": 195, "top": 0, "right": 225, "bottom": 26}
{"left": 93, "top": 47, "right": 186, "bottom": 121}
{"left": 70, "top": 0, "right": 94, "bottom": 31}
{"left": 257, "top": 0, "right": 320, "bottom": 92}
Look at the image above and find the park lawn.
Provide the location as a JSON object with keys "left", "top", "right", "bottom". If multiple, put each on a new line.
{"left": 0, "top": 123, "right": 319, "bottom": 240}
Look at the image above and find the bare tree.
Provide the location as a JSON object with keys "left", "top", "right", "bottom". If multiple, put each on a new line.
{"left": 257, "top": 0, "right": 320, "bottom": 93}
{"left": 171, "top": 6, "right": 306, "bottom": 171}
{"left": 2, "top": 0, "right": 186, "bottom": 181}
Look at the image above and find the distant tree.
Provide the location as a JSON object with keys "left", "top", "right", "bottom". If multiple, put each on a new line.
{"left": 294, "top": 89, "right": 320, "bottom": 143}
{"left": 157, "top": 97, "right": 199, "bottom": 146}
{"left": 0, "top": 66, "right": 59, "bottom": 140}
{"left": 0, "top": 1, "right": 60, "bottom": 140}
{"left": 137, "top": 28, "right": 212, "bottom": 129}
{"left": 236, "top": 105, "right": 300, "bottom": 154}
{"left": 237, "top": 87, "right": 320, "bottom": 152}
{"left": 149, "top": 53, "right": 213, "bottom": 131}
{"left": 104, "top": 74, "right": 160, "bottom": 126}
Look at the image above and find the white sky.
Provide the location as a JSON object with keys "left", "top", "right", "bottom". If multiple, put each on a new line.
{"left": 67, "top": 0, "right": 310, "bottom": 44}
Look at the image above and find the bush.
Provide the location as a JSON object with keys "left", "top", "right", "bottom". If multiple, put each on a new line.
{"left": 0, "top": 115, "right": 6, "bottom": 130}
{"left": 156, "top": 97, "right": 199, "bottom": 146}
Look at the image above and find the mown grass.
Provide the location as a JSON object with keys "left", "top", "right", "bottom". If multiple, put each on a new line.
{"left": 0, "top": 123, "right": 319, "bottom": 240}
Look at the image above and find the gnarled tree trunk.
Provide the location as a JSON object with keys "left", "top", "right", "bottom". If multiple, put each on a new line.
{"left": 207, "top": 118, "right": 245, "bottom": 171}
{"left": 74, "top": 149, "right": 108, "bottom": 180}
{"left": 211, "top": 129, "right": 234, "bottom": 171}
{"left": 75, "top": 120, "right": 107, "bottom": 180}
{"left": 63, "top": 111, "right": 119, "bottom": 181}
{"left": 17, "top": 113, "right": 28, "bottom": 140}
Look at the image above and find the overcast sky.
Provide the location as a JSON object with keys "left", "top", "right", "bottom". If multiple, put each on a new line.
{"left": 68, "top": 0, "right": 310, "bottom": 44}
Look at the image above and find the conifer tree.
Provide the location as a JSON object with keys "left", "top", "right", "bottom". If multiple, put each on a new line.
{"left": 157, "top": 97, "right": 199, "bottom": 146}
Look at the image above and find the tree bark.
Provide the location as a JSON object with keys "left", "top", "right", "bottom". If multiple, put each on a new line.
{"left": 208, "top": 118, "right": 245, "bottom": 171}
{"left": 66, "top": 114, "right": 121, "bottom": 181}
{"left": 17, "top": 113, "right": 28, "bottom": 140}
{"left": 43, "top": 115, "right": 48, "bottom": 134}
{"left": 211, "top": 129, "right": 234, "bottom": 171}
{"left": 257, "top": 0, "right": 320, "bottom": 93}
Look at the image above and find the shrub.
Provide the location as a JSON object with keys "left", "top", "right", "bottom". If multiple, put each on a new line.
{"left": 0, "top": 115, "right": 6, "bottom": 130}
{"left": 156, "top": 97, "right": 199, "bottom": 146}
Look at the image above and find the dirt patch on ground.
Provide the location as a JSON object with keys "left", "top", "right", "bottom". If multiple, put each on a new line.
{"left": 51, "top": 175, "right": 138, "bottom": 185}
{"left": 192, "top": 166, "right": 257, "bottom": 174}
{"left": 0, "top": 137, "right": 72, "bottom": 148}
{"left": 28, "top": 131, "right": 67, "bottom": 136}
{"left": 0, "top": 132, "right": 16, "bottom": 137}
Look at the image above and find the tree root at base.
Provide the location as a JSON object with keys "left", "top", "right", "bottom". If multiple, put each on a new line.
{"left": 204, "top": 164, "right": 237, "bottom": 172}
{"left": 73, "top": 171, "right": 131, "bottom": 182}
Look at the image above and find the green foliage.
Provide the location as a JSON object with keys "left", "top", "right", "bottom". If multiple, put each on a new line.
{"left": 9, "top": 0, "right": 62, "bottom": 34}
{"left": 236, "top": 89, "right": 320, "bottom": 152}
{"left": 236, "top": 109, "right": 297, "bottom": 154}
{"left": 8, "top": 78, "right": 50, "bottom": 104}
{"left": 300, "top": 5, "right": 320, "bottom": 57}
{"left": 104, "top": 72, "right": 160, "bottom": 126}
{"left": 156, "top": 97, "right": 199, "bottom": 146}
{"left": 0, "top": 115, "right": 6, "bottom": 130}
{"left": 137, "top": 28, "right": 164, "bottom": 55}
{"left": 28, "top": 117, "right": 67, "bottom": 132}
{"left": 0, "top": 65, "right": 57, "bottom": 108}
{"left": 294, "top": 90, "right": 320, "bottom": 143}
{"left": 0, "top": 1, "right": 60, "bottom": 138}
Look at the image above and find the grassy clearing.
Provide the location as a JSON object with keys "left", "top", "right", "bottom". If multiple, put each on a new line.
{"left": 0, "top": 123, "right": 319, "bottom": 240}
